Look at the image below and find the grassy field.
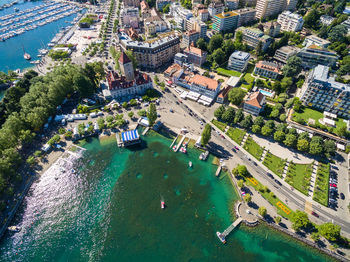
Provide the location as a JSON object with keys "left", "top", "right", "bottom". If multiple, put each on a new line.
{"left": 240, "top": 73, "right": 255, "bottom": 90}
{"left": 285, "top": 162, "right": 313, "bottom": 195}
{"left": 217, "top": 67, "right": 242, "bottom": 77}
{"left": 211, "top": 119, "right": 227, "bottom": 132}
{"left": 313, "top": 162, "right": 330, "bottom": 206}
{"left": 262, "top": 152, "right": 286, "bottom": 178}
{"left": 244, "top": 175, "right": 293, "bottom": 219}
{"left": 243, "top": 136, "right": 264, "bottom": 160}
{"left": 293, "top": 108, "right": 347, "bottom": 129}
{"left": 226, "top": 127, "right": 246, "bottom": 145}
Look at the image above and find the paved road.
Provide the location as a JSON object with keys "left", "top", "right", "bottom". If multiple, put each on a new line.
{"left": 161, "top": 85, "right": 350, "bottom": 236}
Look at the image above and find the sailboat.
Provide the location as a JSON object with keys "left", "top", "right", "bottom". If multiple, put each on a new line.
{"left": 22, "top": 46, "right": 31, "bottom": 60}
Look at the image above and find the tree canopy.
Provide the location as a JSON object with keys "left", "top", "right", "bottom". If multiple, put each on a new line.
{"left": 201, "top": 124, "right": 211, "bottom": 146}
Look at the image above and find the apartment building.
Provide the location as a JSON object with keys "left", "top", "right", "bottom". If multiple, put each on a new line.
{"left": 124, "top": 0, "right": 140, "bottom": 7}
{"left": 208, "top": 1, "right": 225, "bottom": 17}
{"left": 240, "top": 0, "right": 257, "bottom": 6}
{"left": 300, "top": 65, "right": 350, "bottom": 118}
{"left": 118, "top": 32, "right": 180, "bottom": 69}
{"left": 273, "top": 45, "right": 300, "bottom": 64}
{"left": 212, "top": 11, "right": 239, "bottom": 33}
{"left": 198, "top": 9, "right": 209, "bottom": 22}
{"left": 121, "top": 7, "right": 139, "bottom": 28}
{"left": 239, "top": 27, "right": 273, "bottom": 51}
{"left": 226, "top": 0, "right": 239, "bottom": 10}
{"left": 228, "top": 51, "right": 250, "bottom": 72}
{"left": 170, "top": 3, "right": 193, "bottom": 30}
{"left": 235, "top": 8, "right": 257, "bottom": 27}
{"left": 243, "top": 91, "right": 266, "bottom": 116}
{"left": 297, "top": 45, "right": 339, "bottom": 69}
{"left": 277, "top": 11, "right": 304, "bottom": 32}
{"left": 183, "top": 30, "right": 200, "bottom": 46}
{"left": 264, "top": 21, "right": 280, "bottom": 37}
{"left": 254, "top": 61, "right": 282, "bottom": 79}
{"left": 255, "top": 0, "right": 297, "bottom": 20}
{"left": 156, "top": 0, "right": 172, "bottom": 11}
{"left": 184, "top": 45, "right": 207, "bottom": 66}
{"left": 303, "top": 35, "right": 330, "bottom": 48}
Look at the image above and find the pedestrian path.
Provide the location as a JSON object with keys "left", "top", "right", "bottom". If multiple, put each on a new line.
{"left": 241, "top": 133, "right": 249, "bottom": 146}
{"left": 308, "top": 161, "right": 319, "bottom": 198}
{"left": 260, "top": 148, "right": 268, "bottom": 162}
{"left": 282, "top": 161, "right": 290, "bottom": 179}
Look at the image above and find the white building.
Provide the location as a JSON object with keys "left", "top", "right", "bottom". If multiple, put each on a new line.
{"left": 208, "top": 1, "right": 225, "bottom": 17}
{"left": 277, "top": 11, "right": 303, "bottom": 32}
{"left": 228, "top": 51, "right": 250, "bottom": 72}
{"left": 320, "top": 15, "right": 335, "bottom": 26}
{"left": 303, "top": 35, "right": 330, "bottom": 48}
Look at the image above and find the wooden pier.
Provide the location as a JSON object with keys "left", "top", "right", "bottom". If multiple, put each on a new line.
{"left": 215, "top": 165, "right": 222, "bottom": 177}
{"left": 217, "top": 218, "right": 242, "bottom": 243}
{"left": 174, "top": 136, "right": 186, "bottom": 152}
{"left": 142, "top": 127, "right": 150, "bottom": 135}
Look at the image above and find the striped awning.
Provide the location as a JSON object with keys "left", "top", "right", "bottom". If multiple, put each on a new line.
{"left": 121, "top": 130, "right": 139, "bottom": 142}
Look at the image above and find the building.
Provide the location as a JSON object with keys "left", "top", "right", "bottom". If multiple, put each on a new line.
{"left": 118, "top": 32, "right": 180, "bottom": 69}
{"left": 183, "top": 30, "right": 200, "bottom": 46}
{"left": 188, "top": 74, "right": 221, "bottom": 100}
{"left": 303, "top": 35, "right": 330, "bottom": 48}
{"left": 263, "top": 21, "right": 280, "bottom": 37}
{"left": 184, "top": 44, "right": 207, "bottom": 66}
{"left": 144, "top": 16, "right": 168, "bottom": 36}
{"left": 297, "top": 45, "right": 339, "bottom": 69}
{"left": 198, "top": 9, "right": 209, "bottom": 22}
{"left": 208, "top": 1, "right": 225, "bottom": 17}
{"left": 342, "top": 17, "right": 350, "bottom": 34}
{"left": 105, "top": 70, "right": 153, "bottom": 99}
{"left": 320, "top": 15, "right": 335, "bottom": 26}
{"left": 216, "top": 86, "right": 232, "bottom": 103}
{"left": 284, "top": 0, "right": 297, "bottom": 11}
{"left": 174, "top": 53, "right": 188, "bottom": 65}
{"left": 273, "top": 45, "right": 300, "bottom": 64}
{"left": 239, "top": 27, "right": 273, "bottom": 51}
{"left": 228, "top": 51, "right": 250, "bottom": 72}
{"left": 119, "top": 129, "right": 141, "bottom": 147}
{"left": 243, "top": 91, "right": 266, "bottom": 116}
{"left": 119, "top": 52, "right": 134, "bottom": 81}
{"left": 254, "top": 61, "right": 282, "bottom": 79}
{"left": 212, "top": 11, "right": 239, "bottom": 33}
{"left": 300, "top": 65, "right": 350, "bottom": 118}
{"left": 121, "top": 7, "right": 139, "bottom": 28}
{"left": 241, "top": 0, "right": 257, "bottom": 6}
{"left": 277, "top": 11, "right": 304, "bottom": 32}
{"left": 226, "top": 0, "right": 239, "bottom": 10}
{"left": 124, "top": 0, "right": 140, "bottom": 7}
{"left": 255, "top": 0, "right": 284, "bottom": 20}
{"left": 156, "top": 0, "right": 172, "bottom": 11}
{"left": 235, "top": 8, "right": 257, "bottom": 27}
{"left": 170, "top": 3, "right": 193, "bottom": 30}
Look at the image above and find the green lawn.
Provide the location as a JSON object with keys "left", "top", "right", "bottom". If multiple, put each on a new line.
{"left": 240, "top": 73, "right": 255, "bottom": 90}
{"left": 285, "top": 162, "right": 313, "bottom": 195}
{"left": 313, "top": 162, "right": 330, "bottom": 207}
{"left": 217, "top": 67, "right": 242, "bottom": 77}
{"left": 212, "top": 119, "right": 227, "bottom": 132}
{"left": 244, "top": 175, "right": 293, "bottom": 219}
{"left": 262, "top": 152, "right": 286, "bottom": 178}
{"left": 226, "top": 127, "right": 246, "bottom": 145}
{"left": 243, "top": 136, "right": 264, "bottom": 160}
{"left": 293, "top": 107, "right": 347, "bottom": 130}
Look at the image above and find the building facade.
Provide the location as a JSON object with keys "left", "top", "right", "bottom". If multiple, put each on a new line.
{"left": 228, "top": 51, "right": 250, "bottom": 72}
{"left": 303, "top": 35, "right": 330, "bottom": 48}
{"left": 119, "top": 32, "right": 180, "bottom": 69}
{"left": 208, "top": 1, "right": 225, "bottom": 17}
{"left": 277, "top": 11, "right": 304, "bottom": 32}
{"left": 243, "top": 91, "right": 266, "bottom": 116}
{"left": 212, "top": 11, "right": 239, "bottom": 33}
{"left": 254, "top": 61, "right": 282, "bottom": 79}
{"left": 124, "top": 0, "right": 140, "bottom": 7}
{"left": 239, "top": 27, "right": 273, "bottom": 51}
{"left": 226, "top": 0, "right": 239, "bottom": 10}
{"left": 255, "top": 0, "right": 284, "bottom": 20}
{"left": 184, "top": 45, "right": 207, "bottom": 66}
{"left": 236, "top": 8, "right": 257, "bottom": 27}
{"left": 297, "top": 45, "right": 339, "bottom": 69}
{"left": 273, "top": 45, "right": 300, "bottom": 64}
{"left": 300, "top": 65, "right": 350, "bottom": 118}
{"left": 183, "top": 30, "right": 200, "bottom": 46}
{"left": 189, "top": 75, "right": 221, "bottom": 99}
{"left": 263, "top": 21, "right": 281, "bottom": 37}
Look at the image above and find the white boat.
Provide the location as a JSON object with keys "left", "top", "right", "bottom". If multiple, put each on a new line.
{"left": 24, "top": 53, "right": 31, "bottom": 60}
{"left": 188, "top": 161, "right": 192, "bottom": 168}
{"left": 161, "top": 201, "right": 165, "bottom": 209}
{"left": 8, "top": 226, "right": 21, "bottom": 232}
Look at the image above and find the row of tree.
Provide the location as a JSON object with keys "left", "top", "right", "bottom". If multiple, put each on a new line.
{"left": 214, "top": 106, "right": 336, "bottom": 157}
{"left": 0, "top": 62, "right": 105, "bottom": 196}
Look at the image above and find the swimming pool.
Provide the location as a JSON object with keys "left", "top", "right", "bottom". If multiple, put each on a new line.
{"left": 259, "top": 89, "right": 274, "bottom": 97}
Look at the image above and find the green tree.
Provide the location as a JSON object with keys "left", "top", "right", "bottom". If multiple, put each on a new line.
{"left": 97, "top": 118, "right": 105, "bottom": 129}
{"left": 311, "top": 232, "right": 320, "bottom": 242}
{"left": 258, "top": 206, "right": 267, "bottom": 217}
{"left": 240, "top": 115, "right": 253, "bottom": 129}
{"left": 291, "top": 210, "right": 311, "bottom": 231}
{"left": 208, "top": 34, "right": 224, "bottom": 53}
{"left": 196, "top": 38, "right": 207, "bottom": 51}
{"left": 26, "top": 156, "right": 36, "bottom": 166}
{"left": 279, "top": 114, "right": 287, "bottom": 122}
{"left": 309, "top": 136, "right": 324, "bottom": 155}
{"left": 233, "top": 164, "right": 249, "bottom": 177}
{"left": 128, "top": 111, "right": 134, "bottom": 118}
{"left": 318, "top": 223, "right": 341, "bottom": 242}
{"left": 237, "top": 180, "right": 244, "bottom": 188}
{"left": 214, "top": 105, "right": 226, "bottom": 120}
{"left": 233, "top": 108, "right": 244, "bottom": 124}
{"left": 129, "top": 99, "right": 137, "bottom": 106}
{"left": 281, "top": 77, "right": 293, "bottom": 92}
{"left": 270, "top": 109, "right": 280, "bottom": 119}
{"left": 254, "top": 116, "right": 265, "bottom": 127}
{"left": 324, "top": 140, "right": 336, "bottom": 156}
{"left": 297, "top": 139, "right": 309, "bottom": 152}
{"left": 282, "top": 56, "right": 302, "bottom": 77}
{"left": 221, "top": 107, "right": 235, "bottom": 123}
{"left": 212, "top": 48, "right": 226, "bottom": 65}
{"left": 284, "top": 134, "right": 297, "bottom": 147}
{"left": 274, "top": 216, "right": 282, "bottom": 224}
{"left": 303, "top": 9, "right": 320, "bottom": 30}
{"left": 147, "top": 103, "right": 157, "bottom": 126}
{"left": 138, "top": 109, "right": 147, "bottom": 117}
{"left": 228, "top": 88, "right": 245, "bottom": 106}
{"left": 244, "top": 193, "right": 251, "bottom": 203}
{"left": 201, "top": 124, "right": 212, "bottom": 146}
{"left": 251, "top": 124, "right": 261, "bottom": 134}
{"left": 328, "top": 25, "right": 347, "bottom": 42}
{"left": 274, "top": 130, "right": 286, "bottom": 142}
{"left": 122, "top": 102, "right": 128, "bottom": 109}
{"left": 261, "top": 125, "right": 273, "bottom": 136}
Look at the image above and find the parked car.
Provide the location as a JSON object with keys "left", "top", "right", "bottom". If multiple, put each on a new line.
{"left": 267, "top": 173, "right": 274, "bottom": 179}
{"left": 311, "top": 211, "right": 319, "bottom": 217}
{"left": 340, "top": 193, "right": 345, "bottom": 200}
{"left": 170, "top": 109, "right": 174, "bottom": 113}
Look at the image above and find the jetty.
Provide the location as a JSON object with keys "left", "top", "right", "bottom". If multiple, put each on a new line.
{"left": 169, "top": 135, "right": 178, "bottom": 148}
{"left": 217, "top": 218, "right": 243, "bottom": 243}
{"left": 215, "top": 165, "right": 222, "bottom": 177}
{"left": 174, "top": 136, "right": 186, "bottom": 152}
{"left": 142, "top": 127, "right": 149, "bottom": 135}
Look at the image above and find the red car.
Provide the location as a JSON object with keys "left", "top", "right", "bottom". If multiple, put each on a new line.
{"left": 330, "top": 184, "right": 337, "bottom": 188}
{"left": 234, "top": 146, "right": 239, "bottom": 150}
{"left": 311, "top": 211, "right": 319, "bottom": 217}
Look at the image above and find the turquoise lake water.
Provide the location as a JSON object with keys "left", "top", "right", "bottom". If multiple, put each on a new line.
{"left": 0, "top": 0, "right": 79, "bottom": 72}
{"left": 0, "top": 131, "right": 333, "bottom": 261}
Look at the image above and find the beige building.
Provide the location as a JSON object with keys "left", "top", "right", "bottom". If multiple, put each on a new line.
{"left": 255, "top": 0, "right": 297, "bottom": 20}
{"left": 124, "top": 0, "right": 140, "bottom": 7}
{"left": 235, "top": 8, "right": 257, "bottom": 27}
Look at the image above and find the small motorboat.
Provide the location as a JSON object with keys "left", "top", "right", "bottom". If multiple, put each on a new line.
{"left": 216, "top": 232, "right": 226, "bottom": 244}
{"left": 161, "top": 201, "right": 165, "bottom": 209}
{"left": 188, "top": 161, "right": 192, "bottom": 168}
{"left": 8, "top": 226, "right": 21, "bottom": 232}
{"left": 23, "top": 53, "right": 31, "bottom": 60}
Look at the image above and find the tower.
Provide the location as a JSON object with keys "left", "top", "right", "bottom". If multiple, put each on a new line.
{"left": 119, "top": 51, "right": 135, "bottom": 81}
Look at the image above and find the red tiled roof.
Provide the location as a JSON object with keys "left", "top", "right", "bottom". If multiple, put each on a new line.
{"left": 255, "top": 61, "right": 281, "bottom": 74}
{"left": 189, "top": 75, "right": 219, "bottom": 91}
{"left": 119, "top": 51, "right": 131, "bottom": 64}
{"left": 244, "top": 91, "right": 264, "bottom": 108}
{"left": 184, "top": 45, "right": 205, "bottom": 57}
{"left": 107, "top": 71, "right": 151, "bottom": 90}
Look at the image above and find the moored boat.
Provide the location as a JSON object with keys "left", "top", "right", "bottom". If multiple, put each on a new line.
{"left": 161, "top": 201, "right": 165, "bottom": 209}
{"left": 188, "top": 161, "right": 192, "bottom": 168}
{"left": 24, "top": 53, "right": 31, "bottom": 60}
{"left": 8, "top": 226, "right": 21, "bottom": 232}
